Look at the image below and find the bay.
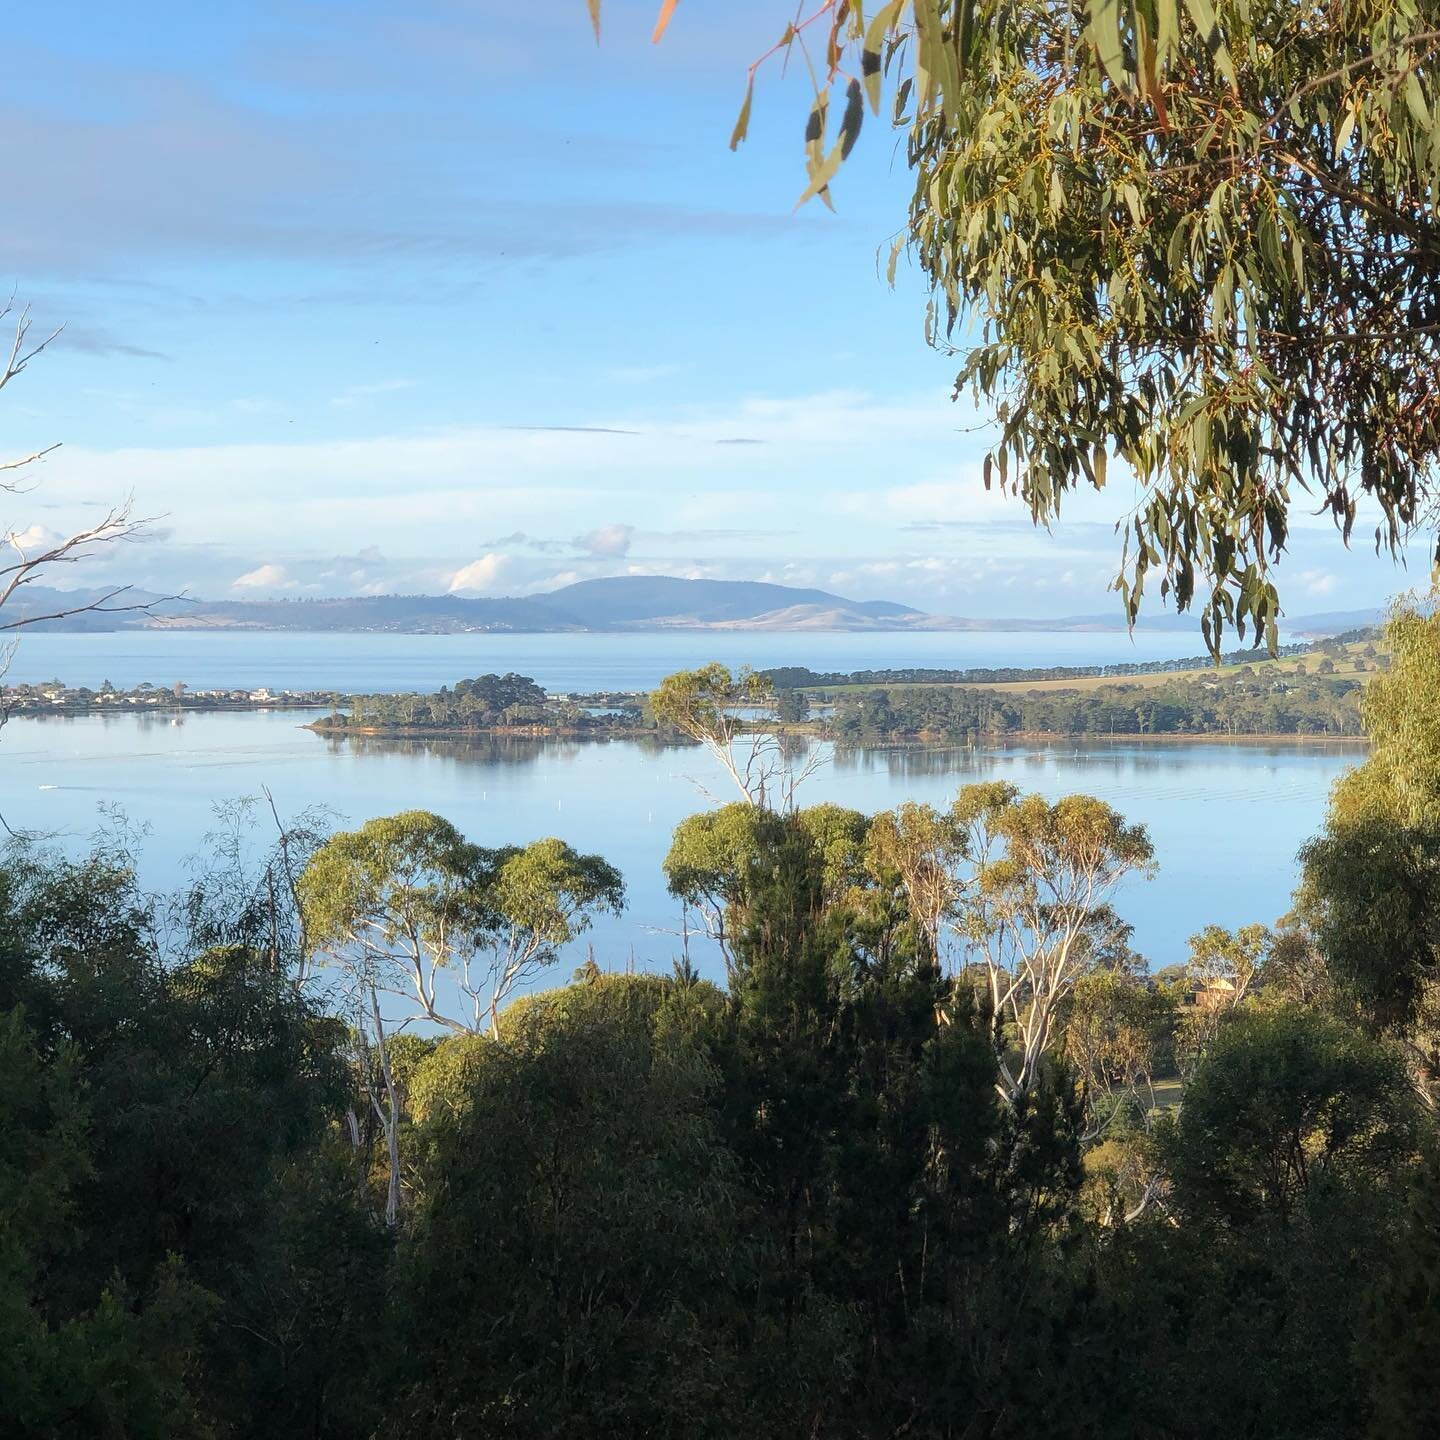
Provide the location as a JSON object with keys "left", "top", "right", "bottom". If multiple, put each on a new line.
{"left": 0, "top": 707, "right": 1361, "bottom": 981}
{"left": 5, "top": 627, "right": 1224, "bottom": 694}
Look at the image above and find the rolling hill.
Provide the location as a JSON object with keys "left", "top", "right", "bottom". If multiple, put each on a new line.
{"left": 1, "top": 578, "right": 1385, "bottom": 637}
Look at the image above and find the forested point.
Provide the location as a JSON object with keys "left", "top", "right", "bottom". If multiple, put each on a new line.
{"left": 829, "top": 669, "right": 1367, "bottom": 739}
{"left": 6, "top": 599, "right": 1440, "bottom": 1439}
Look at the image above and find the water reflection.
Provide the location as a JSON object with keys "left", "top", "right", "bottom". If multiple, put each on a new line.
{"left": 0, "top": 710, "right": 1366, "bottom": 982}
{"left": 832, "top": 737, "right": 1367, "bottom": 785}
{"left": 316, "top": 730, "right": 702, "bottom": 768}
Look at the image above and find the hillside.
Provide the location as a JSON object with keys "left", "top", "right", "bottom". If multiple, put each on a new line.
{"left": 146, "top": 593, "right": 582, "bottom": 634}
{"left": 3, "top": 578, "right": 1388, "bottom": 637}
{"left": 540, "top": 576, "right": 920, "bottom": 627}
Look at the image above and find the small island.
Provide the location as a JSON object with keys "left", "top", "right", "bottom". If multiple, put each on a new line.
{"left": 306, "top": 672, "right": 651, "bottom": 739}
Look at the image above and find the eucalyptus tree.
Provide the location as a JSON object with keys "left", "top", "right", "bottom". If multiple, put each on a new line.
{"left": 298, "top": 811, "right": 624, "bottom": 1223}
{"left": 1300, "top": 595, "right": 1440, "bottom": 1100}
{"left": 619, "top": 1, "right": 1440, "bottom": 647}
{"left": 951, "top": 782, "right": 1155, "bottom": 1102}
{"left": 650, "top": 663, "right": 825, "bottom": 810}
{"left": 671, "top": 783, "right": 1154, "bottom": 1107}
{"left": 664, "top": 801, "right": 867, "bottom": 975}
{"left": 1330, "top": 595, "right": 1440, "bottom": 828}
{"left": 664, "top": 803, "right": 785, "bottom": 973}
{"left": 299, "top": 813, "right": 497, "bottom": 1049}
{"left": 483, "top": 836, "right": 627, "bottom": 1035}
{"left": 1063, "top": 965, "right": 1174, "bottom": 1130}
{"left": 863, "top": 799, "right": 968, "bottom": 963}
{"left": 1176, "top": 920, "right": 1270, "bottom": 1071}
{"left": 300, "top": 813, "right": 625, "bottom": 1041}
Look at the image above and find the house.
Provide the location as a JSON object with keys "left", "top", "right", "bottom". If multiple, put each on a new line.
{"left": 1183, "top": 976, "right": 1237, "bottom": 1012}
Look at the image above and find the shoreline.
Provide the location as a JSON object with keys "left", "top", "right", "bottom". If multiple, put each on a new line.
{"left": 5, "top": 699, "right": 331, "bottom": 719}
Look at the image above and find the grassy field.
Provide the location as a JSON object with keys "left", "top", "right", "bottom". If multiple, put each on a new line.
{"left": 822, "top": 637, "right": 1384, "bottom": 695}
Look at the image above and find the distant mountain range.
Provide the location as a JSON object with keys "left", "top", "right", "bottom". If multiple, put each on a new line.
{"left": 1, "top": 577, "right": 1384, "bottom": 638}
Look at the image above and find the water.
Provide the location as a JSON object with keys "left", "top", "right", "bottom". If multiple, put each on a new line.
{"left": 0, "top": 708, "right": 1361, "bottom": 982}
{"left": 3, "top": 628, "right": 1222, "bottom": 694}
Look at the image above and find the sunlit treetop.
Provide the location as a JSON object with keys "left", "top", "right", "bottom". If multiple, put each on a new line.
{"left": 608, "top": 0, "right": 1440, "bottom": 651}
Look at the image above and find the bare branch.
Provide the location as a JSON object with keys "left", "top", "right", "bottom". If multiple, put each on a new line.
{"left": 0, "top": 498, "right": 182, "bottom": 633}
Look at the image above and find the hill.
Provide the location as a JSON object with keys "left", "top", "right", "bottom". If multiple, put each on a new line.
{"left": 0, "top": 578, "right": 1389, "bottom": 637}
{"left": 539, "top": 576, "right": 920, "bottom": 628}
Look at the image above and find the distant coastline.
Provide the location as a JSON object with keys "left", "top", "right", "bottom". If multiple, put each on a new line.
{"left": 2, "top": 574, "right": 1383, "bottom": 638}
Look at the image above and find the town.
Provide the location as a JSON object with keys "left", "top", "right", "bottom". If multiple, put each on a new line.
{"left": 1, "top": 679, "right": 338, "bottom": 715}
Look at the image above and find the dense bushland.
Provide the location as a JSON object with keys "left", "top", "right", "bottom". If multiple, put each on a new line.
{"left": 5, "top": 603, "right": 1440, "bottom": 1438}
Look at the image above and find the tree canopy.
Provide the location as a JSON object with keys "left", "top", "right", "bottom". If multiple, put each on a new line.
{"left": 624, "top": 0, "right": 1440, "bottom": 648}
{"left": 3, "top": 736, "right": 1439, "bottom": 1435}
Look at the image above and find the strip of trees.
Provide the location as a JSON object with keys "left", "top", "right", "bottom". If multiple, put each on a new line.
{"left": 832, "top": 670, "right": 1366, "bottom": 740}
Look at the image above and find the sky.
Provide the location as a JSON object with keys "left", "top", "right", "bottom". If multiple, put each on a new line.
{"left": 0, "top": 0, "right": 1423, "bottom": 621}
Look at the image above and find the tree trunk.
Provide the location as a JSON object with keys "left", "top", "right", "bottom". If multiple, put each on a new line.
{"left": 369, "top": 987, "right": 402, "bottom": 1228}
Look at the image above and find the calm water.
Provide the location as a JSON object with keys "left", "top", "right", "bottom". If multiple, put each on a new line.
{"left": 5, "top": 628, "right": 1221, "bottom": 694}
{"left": 0, "top": 708, "right": 1361, "bottom": 980}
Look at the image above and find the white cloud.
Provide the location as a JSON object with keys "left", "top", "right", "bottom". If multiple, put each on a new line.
{"left": 447, "top": 553, "right": 511, "bottom": 594}
{"left": 517, "top": 569, "right": 583, "bottom": 593}
{"left": 1299, "top": 569, "right": 1340, "bottom": 598}
{"left": 231, "top": 563, "right": 295, "bottom": 591}
{"left": 4, "top": 524, "right": 63, "bottom": 551}
{"left": 575, "top": 522, "right": 634, "bottom": 558}
{"left": 30, "top": 383, "right": 1418, "bottom": 618}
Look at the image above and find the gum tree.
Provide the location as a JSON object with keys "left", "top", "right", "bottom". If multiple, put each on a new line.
{"left": 298, "top": 811, "right": 624, "bottom": 1222}
{"left": 863, "top": 800, "right": 968, "bottom": 964}
{"left": 300, "top": 813, "right": 625, "bottom": 1042}
{"left": 664, "top": 801, "right": 867, "bottom": 975}
{"left": 952, "top": 782, "right": 1155, "bottom": 1102}
{"left": 651, "top": 664, "right": 826, "bottom": 811}
{"left": 1300, "top": 594, "right": 1440, "bottom": 1102}
{"left": 612, "top": 1, "right": 1440, "bottom": 648}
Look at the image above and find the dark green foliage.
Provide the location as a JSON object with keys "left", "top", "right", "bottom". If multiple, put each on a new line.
{"left": 833, "top": 672, "right": 1364, "bottom": 742}
{"left": 317, "top": 672, "right": 643, "bottom": 734}
{"left": 692, "top": 817, "right": 1087, "bottom": 1436}
{"left": 1360, "top": 1148, "right": 1440, "bottom": 1440}
{"left": 762, "top": 637, "right": 1337, "bottom": 690}
{"left": 1027, "top": 1012, "right": 1419, "bottom": 1439}
{"left": 1300, "top": 816, "right": 1440, "bottom": 1035}
{"left": 4, "top": 776, "right": 1438, "bottom": 1437}
{"left": 773, "top": 687, "right": 810, "bottom": 723}
{"left": 394, "top": 975, "right": 742, "bottom": 1438}
{"left": 0, "top": 847, "right": 381, "bottom": 1440}
{"left": 1165, "top": 1005, "right": 1418, "bottom": 1227}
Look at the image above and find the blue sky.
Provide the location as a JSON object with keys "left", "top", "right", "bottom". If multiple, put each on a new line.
{"left": 2, "top": 0, "right": 1420, "bottom": 620}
